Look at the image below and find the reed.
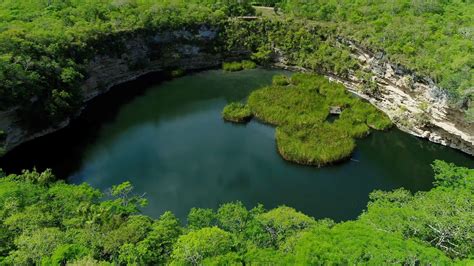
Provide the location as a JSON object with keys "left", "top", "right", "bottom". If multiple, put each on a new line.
{"left": 276, "top": 123, "right": 355, "bottom": 166}
{"left": 222, "top": 102, "right": 253, "bottom": 123}
{"left": 242, "top": 73, "right": 392, "bottom": 166}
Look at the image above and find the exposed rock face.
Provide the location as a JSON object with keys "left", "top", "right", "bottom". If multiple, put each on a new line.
{"left": 332, "top": 40, "right": 474, "bottom": 156}
{"left": 0, "top": 26, "right": 224, "bottom": 152}
{"left": 273, "top": 40, "right": 473, "bottom": 156}
{"left": 0, "top": 26, "right": 472, "bottom": 156}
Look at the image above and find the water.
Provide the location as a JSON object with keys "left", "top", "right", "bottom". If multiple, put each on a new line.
{"left": 1, "top": 69, "right": 472, "bottom": 222}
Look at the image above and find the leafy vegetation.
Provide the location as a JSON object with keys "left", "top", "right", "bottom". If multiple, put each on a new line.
{"left": 276, "top": 123, "right": 355, "bottom": 166}
{"left": 222, "top": 60, "right": 257, "bottom": 72}
{"left": 244, "top": 73, "right": 391, "bottom": 166}
{"left": 1, "top": 0, "right": 471, "bottom": 129}
{"left": 0, "top": 161, "right": 472, "bottom": 264}
{"left": 279, "top": 0, "right": 473, "bottom": 104}
{"left": 0, "top": 0, "right": 255, "bottom": 128}
{"left": 222, "top": 62, "right": 243, "bottom": 72}
{"left": 222, "top": 19, "right": 358, "bottom": 79}
{"left": 222, "top": 102, "right": 252, "bottom": 123}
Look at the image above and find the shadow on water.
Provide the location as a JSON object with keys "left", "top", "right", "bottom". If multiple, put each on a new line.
{"left": 1, "top": 69, "right": 473, "bottom": 222}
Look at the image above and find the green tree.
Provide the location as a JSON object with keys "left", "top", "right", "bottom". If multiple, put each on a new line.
{"left": 171, "top": 227, "right": 234, "bottom": 265}
{"left": 187, "top": 208, "right": 216, "bottom": 230}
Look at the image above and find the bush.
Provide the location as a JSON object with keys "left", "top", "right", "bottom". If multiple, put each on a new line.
{"left": 170, "top": 69, "right": 185, "bottom": 78}
{"left": 222, "top": 102, "right": 253, "bottom": 123}
{"left": 242, "top": 60, "right": 257, "bottom": 69}
{"left": 223, "top": 61, "right": 257, "bottom": 72}
{"left": 223, "top": 62, "right": 243, "bottom": 72}
{"left": 367, "top": 112, "right": 393, "bottom": 130}
{"left": 171, "top": 227, "right": 234, "bottom": 265}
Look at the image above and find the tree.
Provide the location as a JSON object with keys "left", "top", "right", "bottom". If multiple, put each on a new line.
{"left": 217, "top": 201, "right": 250, "bottom": 233}
{"left": 171, "top": 227, "right": 234, "bottom": 265}
{"left": 187, "top": 208, "right": 215, "bottom": 230}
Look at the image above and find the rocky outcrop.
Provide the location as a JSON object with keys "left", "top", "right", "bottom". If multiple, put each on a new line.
{"left": 273, "top": 40, "right": 473, "bottom": 156}
{"left": 332, "top": 41, "right": 473, "bottom": 155}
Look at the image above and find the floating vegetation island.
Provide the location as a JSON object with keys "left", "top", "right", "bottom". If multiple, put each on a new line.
{"left": 223, "top": 73, "right": 393, "bottom": 166}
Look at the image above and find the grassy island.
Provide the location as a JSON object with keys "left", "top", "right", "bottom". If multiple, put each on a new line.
{"left": 222, "top": 102, "right": 252, "bottom": 123}
{"left": 232, "top": 73, "right": 392, "bottom": 166}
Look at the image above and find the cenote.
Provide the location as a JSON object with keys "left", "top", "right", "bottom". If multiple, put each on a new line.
{"left": 1, "top": 69, "right": 473, "bottom": 222}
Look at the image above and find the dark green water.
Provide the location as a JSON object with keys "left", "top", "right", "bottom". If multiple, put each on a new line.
{"left": 1, "top": 69, "right": 473, "bottom": 222}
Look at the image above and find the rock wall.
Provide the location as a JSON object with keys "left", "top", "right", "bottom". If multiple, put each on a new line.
{"left": 1, "top": 25, "right": 472, "bottom": 156}
{"left": 0, "top": 26, "right": 225, "bottom": 152}
{"left": 345, "top": 40, "right": 473, "bottom": 156}
{"left": 319, "top": 40, "right": 473, "bottom": 155}
{"left": 276, "top": 38, "right": 473, "bottom": 155}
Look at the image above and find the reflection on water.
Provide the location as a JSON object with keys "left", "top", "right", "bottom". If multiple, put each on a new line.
{"left": 1, "top": 69, "right": 473, "bottom": 222}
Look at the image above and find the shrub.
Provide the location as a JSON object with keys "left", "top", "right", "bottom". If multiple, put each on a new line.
{"left": 251, "top": 46, "right": 273, "bottom": 64}
{"left": 222, "top": 102, "right": 253, "bottom": 123}
{"left": 171, "top": 227, "right": 233, "bottom": 265}
{"left": 170, "top": 69, "right": 185, "bottom": 78}
{"left": 223, "top": 61, "right": 257, "bottom": 72}
{"left": 241, "top": 60, "right": 257, "bottom": 69}
{"left": 367, "top": 112, "right": 393, "bottom": 130}
{"left": 223, "top": 62, "right": 243, "bottom": 72}
{"left": 465, "top": 106, "right": 474, "bottom": 123}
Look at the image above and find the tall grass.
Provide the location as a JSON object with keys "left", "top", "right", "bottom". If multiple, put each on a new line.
{"left": 222, "top": 102, "right": 253, "bottom": 123}
{"left": 240, "top": 73, "right": 392, "bottom": 166}
{"left": 276, "top": 123, "right": 355, "bottom": 166}
{"left": 223, "top": 60, "right": 257, "bottom": 72}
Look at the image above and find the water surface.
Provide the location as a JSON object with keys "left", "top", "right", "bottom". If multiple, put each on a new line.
{"left": 1, "top": 69, "right": 472, "bottom": 222}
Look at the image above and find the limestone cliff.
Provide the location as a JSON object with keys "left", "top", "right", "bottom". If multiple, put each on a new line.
{"left": 0, "top": 26, "right": 223, "bottom": 152}
{"left": 276, "top": 39, "right": 474, "bottom": 155}
{"left": 1, "top": 26, "right": 472, "bottom": 156}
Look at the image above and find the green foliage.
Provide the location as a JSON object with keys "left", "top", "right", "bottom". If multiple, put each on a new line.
{"left": 48, "top": 244, "right": 91, "bottom": 266}
{"left": 223, "top": 61, "right": 244, "bottom": 72}
{"left": 217, "top": 201, "right": 250, "bottom": 233}
{"left": 289, "top": 222, "right": 450, "bottom": 264}
{"left": 251, "top": 46, "right": 273, "bottom": 64}
{"left": 281, "top": 0, "right": 473, "bottom": 97}
{"left": 246, "top": 73, "right": 391, "bottom": 166}
{"left": 222, "top": 60, "right": 257, "bottom": 72}
{"left": 359, "top": 161, "right": 474, "bottom": 258}
{"left": 222, "top": 102, "right": 253, "bottom": 123}
{"left": 466, "top": 106, "right": 474, "bottom": 123}
{"left": 223, "top": 19, "right": 358, "bottom": 77}
{"left": 432, "top": 160, "right": 474, "bottom": 191}
{"left": 0, "top": 162, "right": 473, "bottom": 263}
{"left": 170, "top": 227, "right": 234, "bottom": 265}
{"left": 187, "top": 208, "right": 216, "bottom": 230}
{"left": 272, "top": 74, "right": 290, "bottom": 86}
{"left": 0, "top": 0, "right": 240, "bottom": 126}
{"left": 256, "top": 206, "right": 316, "bottom": 248}
{"left": 276, "top": 123, "right": 356, "bottom": 166}
{"left": 241, "top": 60, "right": 257, "bottom": 69}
